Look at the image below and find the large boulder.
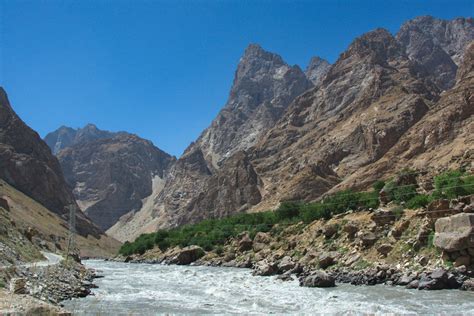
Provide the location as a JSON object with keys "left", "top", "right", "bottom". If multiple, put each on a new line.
{"left": 0, "top": 197, "right": 9, "bottom": 212}
{"left": 371, "top": 209, "right": 396, "bottom": 226}
{"left": 434, "top": 213, "right": 474, "bottom": 252}
{"left": 10, "top": 278, "right": 27, "bottom": 294}
{"left": 300, "top": 271, "right": 336, "bottom": 288}
{"left": 238, "top": 234, "right": 253, "bottom": 252}
{"left": 277, "top": 256, "right": 296, "bottom": 273}
{"left": 357, "top": 231, "right": 377, "bottom": 247}
{"left": 343, "top": 221, "right": 359, "bottom": 239}
{"left": 253, "top": 260, "right": 278, "bottom": 276}
{"left": 318, "top": 252, "right": 338, "bottom": 269}
{"left": 169, "top": 246, "right": 205, "bottom": 265}
{"left": 322, "top": 223, "right": 338, "bottom": 238}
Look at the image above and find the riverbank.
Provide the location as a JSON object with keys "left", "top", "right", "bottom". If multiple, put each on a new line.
{"left": 116, "top": 194, "right": 474, "bottom": 292}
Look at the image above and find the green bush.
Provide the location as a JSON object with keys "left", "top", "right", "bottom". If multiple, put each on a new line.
{"left": 405, "top": 194, "right": 433, "bottom": 209}
{"left": 383, "top": 181, "right": 417, "bottom": 203}
{"left": 275, "top": 201, "right": 302, "bottom": 220}
{"left": 372, "top": 180, "right": 386, "bottom": 192}
{"left": 433, "top": 170, "right": 473, "bottom": 199}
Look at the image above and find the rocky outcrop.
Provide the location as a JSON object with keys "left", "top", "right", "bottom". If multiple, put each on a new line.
{"left": 57, "top": 133, "right": 175, "bottom": 231}
{"left": 0, "top": 88, "right": 102, "bottom": 238}
{"left": 299, "top": 271, "right": 336, "bottom": 288}
{"left": 434, "top": 213, "right": 474, "bottom": 253}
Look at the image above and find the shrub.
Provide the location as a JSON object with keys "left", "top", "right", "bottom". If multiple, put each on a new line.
{"left": 405, "top": 194, "right": 433, "bottom": 209}
{"left": 275, "top": 201, "right": 302, "bottom": 220}
{"left": 372, "top": 180, "right": 386, "bottom": 192}
{"left": 383, "top": 181, "right": 417, "bottom": 203}
{"left": 433, "top": 170, "right": 473, "bottom": 199}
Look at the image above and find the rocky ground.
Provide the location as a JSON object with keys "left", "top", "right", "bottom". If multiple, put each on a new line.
{"left": 118, "top": 194, "right": 474, "bottom": 292}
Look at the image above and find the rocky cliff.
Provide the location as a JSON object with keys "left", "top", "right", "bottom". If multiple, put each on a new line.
{"left": 0, "top": 87, "right": 106, "bottom": 239}
{"left": 54, "top": 132, "right": 175, "bottom": 231}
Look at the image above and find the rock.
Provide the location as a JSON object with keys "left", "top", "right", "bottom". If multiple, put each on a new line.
{"left": 169, "top": 246, "right": 205, "bottom": 265}
{"left": 454, "top": 255, "right": 471, "bottom": 267}
{"left": 276, "top": 273, "right": 294, "bottom": 282}
{"left": 322, "top": 223, "right": 338, "bottom": 238}
{"left": 253, "top": 242, "right": 266, "bottom": 252}
{"left": 397, "top": 274, "right": 415, "bottom": 286}
{"left": 278, "top": 256, "right": 295, "bottom": 273}
{"left": 300, "top": 271, "right": 336, "bottom": 288}
{"left": 406, "top": 280, "right": 419, "bottom": 289}
{"left": 414, "top": 219, "right": 433, "bottom": 248}
{"left": 464, "top": 204, "right": 474, "bottom": 213}
{"left": 376, "top": 244, "right": 393, "bottom": 256}
{"left": 426, "top": 199, "right": 451, "bottom": 218}
{"left": 343, "top": 221, "right": 359, "bottom": 239}
{"left": 344, "top": 253, "right": 361, "bottom": 266}
{"left": 358, "top": 231, "right": 377, "bottom": 247}
{"left": 253, "top": 260, "right": 278, "bottom": 276}
{"left": 0, "top": 197, "right": 9, "bottom": 212}
{"left": 390, "top": 219, "right": 410, "bottom": 239}
{"left": 434, "top": 213, "right": 474, "bottom": 252}
{"left": 318, "top": 252, "right": 338, "bottom": 269}
{"left": 10, "top": 277, "right": 27, "bottom": 294}
{"left": 253, "top": 232, "right": 271, "bottom": 244}
{"left": 238, "top": 234, "right": 253, "bottom": 252}
{"left": 371, "top": 209, "right": 396, "bottom": 226}
{"left": 461, "top": 278, "right": 474, "bottom": 291}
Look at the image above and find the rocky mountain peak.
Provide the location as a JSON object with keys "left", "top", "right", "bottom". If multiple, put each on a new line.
{"left": 305, "top": 56, "right": 331, "bottom": 85}
{"left": 342, "top": 28, "right": 404, "bottom": 65}
{"left": 456, "top": 41, "right": 474, "bottom": 82}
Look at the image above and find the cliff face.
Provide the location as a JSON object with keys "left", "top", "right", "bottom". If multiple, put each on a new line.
{"left": 106, "top": 16, "right": 474, "bottom": 241}
{"left": 55, "top": 132, "right": 175, "bottom": 231}
{"left": 0, "top": 88, "right": 104, "bottom": 238}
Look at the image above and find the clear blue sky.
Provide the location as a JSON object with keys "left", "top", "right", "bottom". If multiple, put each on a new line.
{"left": 1, "top": 0, "right": 472, "bottom": 156}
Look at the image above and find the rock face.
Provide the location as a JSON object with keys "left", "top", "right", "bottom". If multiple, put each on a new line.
{"left": 0, "top": 88, "right": 103, "bottom": 238}
{"left": 56, "top": 132, "right": 175, "bottom": 231}
{"left": 305, "top": 56, "right": 331, "bottom": 85}
{"left": 45, "top": 124, "right": 122, "bottom": 154}
{"left": 396, "top": 16, "right": 474, "bottom": 90}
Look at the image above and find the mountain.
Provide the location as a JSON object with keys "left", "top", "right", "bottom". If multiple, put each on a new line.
{"left": 396, "top": 16, "right": 474, "bottom": 90}
{"left": 46, "top": 126, "right": 176, "bottom": 232}
{"left": 0, "top": 87, "right": 118, "bottom": 254}
{"left": 44, "top": 124, "right": 123, "bottom": 154}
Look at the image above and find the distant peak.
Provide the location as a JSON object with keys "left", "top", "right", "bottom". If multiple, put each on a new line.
{"left": 241, "top": 43, "right": 284, "bottom": 64}
{"left": 305, "top": 56, "right": 331, "bottom": 84}
{"left": 343, "top": 28, "right": 403, "bottom": 62}
{"left": 83, "top": 123, "right": 99, "bottom": 130}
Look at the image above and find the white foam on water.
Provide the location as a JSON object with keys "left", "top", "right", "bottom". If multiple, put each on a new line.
{"left": 63, "top": 260, "right": 474, "bottom": 315}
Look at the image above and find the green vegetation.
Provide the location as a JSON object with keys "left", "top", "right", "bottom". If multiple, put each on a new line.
{"left": 0, "top": 279, "right": 4, "bottom": 288}
{"left": 119, "top": 169, "right": 473, "bottom": 256}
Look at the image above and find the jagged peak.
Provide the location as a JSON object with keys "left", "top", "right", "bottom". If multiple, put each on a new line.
{"left": 456, "top": 41, "right": 474, "bottom": 81}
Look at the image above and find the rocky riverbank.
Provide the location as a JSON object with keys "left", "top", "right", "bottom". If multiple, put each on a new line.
{"left": 117, "top": 195, "right": 474, "bottom": 292}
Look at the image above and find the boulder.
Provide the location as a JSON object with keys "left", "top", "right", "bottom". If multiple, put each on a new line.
{"left": 277, "top": 256, "right": 295, "bottom": 273}
{"left": 10, "top": 277, "right": 27, "bottom": 294}
{"left": 253, "top": 232, "right": 271, "bottom": 244}
{"left": 461, "top": 278, "right": 474, "bottom": 291}
{"left": 358, "top": 231, "right": 377, "bottom": 247}
{"left": 318, "top": 252, "right": 338, "bottom": 269}
{"left": 0, "top": 197, "right": 9, "bottom": 212}
{"left": 343, "top": 221, "right": 359, "bottom": 239}
{"left": 300, "top": 271, "right": 336, "bottom": 288}
{"left": 169, "top": 246, "right": 204, "bottom": 265}
{"left": 238, "top": 234, "right": 253, "bottom": 252}
{"left": 390, "top": 219, "right": 410, "bottom": 239}
{"left": 454, "top": 255, "right": 471, "bottom": 267}
{"left": 322, "top": 223, "right": 338, "bottom": 238}
{"left": 253, "top": 242, "right": 267, "bottom": 252}
{"left": 253, "top": 260, "right": 278, "bottom": 276}
{"left": 426, "top": 199, "right": 452, "bottom": 218}
{"left": 376, "top": 244, "right": 393, "bottom": 256}
{"left": 434, "top": 213, "right": 474, "bottom": 252}
{"left": 371, "top": 209, "right": 396, "bottom": 226}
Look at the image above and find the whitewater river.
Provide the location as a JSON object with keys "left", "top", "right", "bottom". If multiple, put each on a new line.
{"left": 64, "top": 260, "right": 474, "bottom": 315}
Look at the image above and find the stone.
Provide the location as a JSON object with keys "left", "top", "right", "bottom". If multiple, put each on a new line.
{"left": 0, "top": 197, "right": 9, "bottom": 212}
{"left": 278, "top": 256, "right": 295, "bottom": 273}
{"left": 253, "top": 260, "right": 278, "bottom": 276}
{"left": 300, "top": 271, "right": 336, "bottom": 288}
{"left": 358, "top": 231, "right": 377, "bottom": 247}
{"left": 253, "top": 242, "right": 267, "bottom": 253}
{"left": 371, "top": 209, "right": 396, "bottom": 226}
{"left": 343, "top": 221, "right": 359, "bottom": 239}
{"left": 390, "top": 220, "right": 410, "bottom": 239}
{"left": 322, "top": 223, "right": 338, "bottom": 238}
{"left": 376, "top": 244, "right": 393, "bottom": 256}
{"left": 426, "top": 199, "right": 451, "bottom": 219}
{"left": 10, "top": 277, "right": 27, "bottom": 294}
{"left": 169, "top": 246, "right": 204, "bottom": 265}
{"left": 461, "top": 278, "right": 474, "bottom": 291}
{"left": 434, "top": 213, "right": 474, "bottom": 252}
{"left": 318, "top": 252, "right": 338, "bottom": 269}
{"left": 238, "top": 234, "right": 253, "bottom": 252}
{"left": 454, "top": 255, "right": 471, "bottom": 267}
{"left": 253, "top": 232, "right": 271, "bottom": 244}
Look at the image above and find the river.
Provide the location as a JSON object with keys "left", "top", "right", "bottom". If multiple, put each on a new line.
{"left": 63, "top": 260, "right": 474, "bottom": 315}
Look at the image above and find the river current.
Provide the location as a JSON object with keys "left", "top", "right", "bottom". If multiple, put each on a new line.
{"left": 63, "top": 260, "right": 474, "bottom": 315}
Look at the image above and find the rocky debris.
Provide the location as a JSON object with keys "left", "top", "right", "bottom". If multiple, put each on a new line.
{"left": 300, "top": 271, "right": 336, "bottom": 288}
{"left": 425, "top": 199, "right": 453, "bottom": 218}
{"left": 0, "top": 289, "right": 71, "bottom": 315}
{"left": 277, "top": 256, "right": 296, "bottom": 272}
{"left": 414, "top": 219, "right": 434, "bottom": 249}
{"left": 371, "top": 209, "right": 396, "bottom": 226}
{"left": 167, "top": 246, "right": 205, "bottom": 265}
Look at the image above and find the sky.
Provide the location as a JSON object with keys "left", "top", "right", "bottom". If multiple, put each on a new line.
{"left": 0, "top": 0, "right": 472, "bottom": 157}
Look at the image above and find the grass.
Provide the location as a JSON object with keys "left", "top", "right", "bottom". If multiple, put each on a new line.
{"left": 0, "top": 279, "right": 5, "bottom": 288}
